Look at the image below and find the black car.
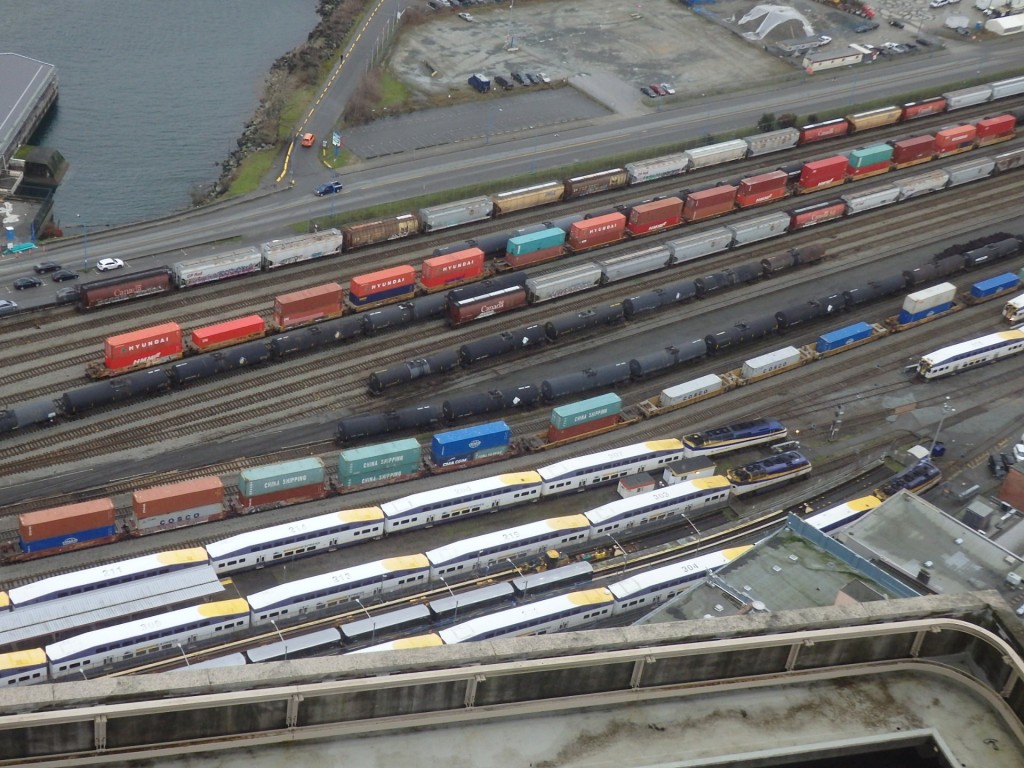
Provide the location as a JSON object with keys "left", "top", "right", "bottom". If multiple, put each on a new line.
{"left": 13, "top": 276, "right": 43, "bottom": 290}
{"left": 526, "top": 73, "right": 542, "bottom": 85}
{"left": 888, "top": 18, "right": 905, "bottom": 28}
{"left": 640, "top": 86, "right": 656, "bottom": 98}
{"left": 55, "top": 286, "right": 80, "bottom": 305}
{"left": 511, "top": 71, "right": 528, "bottom": 85}
{"left": 494, "top": 74, "right": 513, "bottom": 90}
{"left": 33, "top": 261, "right": 62, "bottom": 274}
{"left": 854, "top": 21, "right": 879, "bottom": 32}
{"left": 51, "top": 269, "right": 79, "bottom": 282}
{"left": 916, "top": 37, "right": 933, "bottom": 45}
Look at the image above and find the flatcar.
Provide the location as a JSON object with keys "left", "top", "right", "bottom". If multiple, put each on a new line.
{"left": 682, "top": 419, "right": 787, "bottom": 457}
{"left": 801, "top": 496, "right": 881, "bottom": 532}
{"left": 917, "top": 330, "right": 1024, "bottom": 379}
{"left": 583, "top": 476, "right": 732, "bottom": 536}
{"left": 537, "top": 439, "right": 686, "bottom": 495}
{"left": 727, "top": 451, "right": 812, "bottom": 495}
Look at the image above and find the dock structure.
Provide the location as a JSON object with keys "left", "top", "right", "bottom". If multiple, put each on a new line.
{"left": 0, "top": 53, "right": 58, "bottom": 174}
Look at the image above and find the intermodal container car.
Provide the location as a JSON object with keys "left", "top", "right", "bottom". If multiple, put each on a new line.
{"left": 132, "top": 477, "right": 226, "bottom": 534}
{"left": 550, "top": 393, "right": 622, "bottom": 430}
{"left": 19, "top": 499, "right": 117, "bottom": 553}
{"left": 432, "top": 421, "right": 511, "bottom": 461}
{"left": 683, "top": 186, "right": 736, "bottom": 222}
{"left": 79, "top": 268, "right": 175, "bottom": 309}
{"left": 274, "top": 283, "right": 345, "bottom": 329}
{"left": 847, "top": 144, "right": 893, "bottom": 169}
{"left": 238, "top": 458, "right": 327, "bottom": 508}
{"left": 340, "top": 439, "right": 422, "bottom": 478}
{"left": 505, "top": 228, "right": 567, "bottom": 268}
{"left": 891, "top": 135, "right": 936, "bottom": 168}
{"left": 975, "top": 114, "right": 1016, "bottom": 146}
{"left": 420, "top": 248, "right": 485, "bottom": 291}
{"left": 105, "top": 322, "right": 184, "bottom": 372}
{"left": 797, "top": 156, "right": 847, "bottom": 192}
{"left": 735, "top": 171, "right": 788, "bottom": 208}
{"left": 627, "top": 197, "right": 683, "bottom": 235}
{"left": 348, "top": 266, "right": 417, "bottom": 307}
{"left": 547, "top": 413, "right": 619, "bottom": 443}
{"left": 816, "top": 322, "right": 873, "bottom": 353}
{"left": 934, "top": 125, "right": 977, "bottom": 157}
{"left": 567, "top": 213, "right": 627, "bottom": 251}
{"left": 190, "top": 315, "right": 266, "bottom": 352}
{"left": 971, "top": 273, "right": 1020, "bottom": 299}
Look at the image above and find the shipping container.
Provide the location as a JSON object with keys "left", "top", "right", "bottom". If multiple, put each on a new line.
{"left": 447, "top": 286, "right": 528, "bottom": 326}
{"left": 339, "top": 465, "right": 421, "bottom": 487}
{"left": 132, "top": 477, "right": 226, "bottom": 533}
{"left": 735, "top": 171, "right": 788, "bottom": 208}
{"left": 550, "top": 393, "right": 622, "bottom": 431}
{"left": 624, "top": 154, "right": 689, "bottom": 184}
{"left": 626, "top": 197, "right": 683, "bottom": 235}
{"left": 683, "top": 185, "right": 737, "bottom": 222}
{"left": 975, "top": 114, "right": 1016, "bottom": 145}
{"left": 19, "top": 499, "right": 116, "bottom": 542}
{"left": 901, "top": 98, "right": 948, "bottom": 120}
{"left": 348, "top": 266, "right": 417, "bottom": 306}
{"left": 274, "top": 283, "right": 344, "bottom": 329}
{"left": 20, "top": 525, "right": 119, "bottom": 554}
{"left": 261, "top": 230, "right": 344, "bottom": 270}
{"left": 420, "top": 248, "right": 485, "bottom": 290}
{"left": 505, "top": 245, "right": 566, "bottom": 269}
{"left": 506, "top": 228, "right": 566, "bottom": 264}
{"left": 104, "top": 322, "right": 184, "bottom": 372}
{"left": 342, "top": 215, "right": 419, "bottom": 250}
{"left": 685, "top": 139, "right": 748, "bottom": 169}
{"left": 847, "top": 144, "right": 894, "bottom": 169}
{"left": 988, "top": 76, "right": 1024, "bottom": 100}
{"left": 79, "top": 268, "right": 175, "bottom": 309}
{"left": 418, "top": 197, "right": 494, "bottom": 232}
{"left": 741, "top": 347, "right": 802, "bottom": 380}
{"left": 847, "top": 159, "right": 891, "bottom": 179}
{"left": 971, "top": 273, "right": 1020, "bottom": 299}
{"left": 816, "top": 322, "right": 873, "bottom": 353}
{"left": 726, "top": 212, "right": 791, "bottom": 245}
{"left": 900, "top": 283, "right": 957, "bottom": 317}
{"left": 564, "top": 169, "right": 629, "bottom": 198}
{"left": 340, "top": 438, "right": 422, "bottom": 477}
{"left": 797, "top": 156, "right": 847, "bottom": 191}
{"left": 895, "top": 169, "right": 949, "bottom": 200}
{"left": 190, "top": 315, "right": 266, "bottom": 352}
{"left": 432, "top": 421, "right": 511, "bottom": 460}
{"left": 597, "top": 246, "right": 671, "bottom": 283}
{"left": 238, "top": 458, "right": 326, "bottom": 507}
{"left": 665, "top": 228, "right": 733, "bottom": 263}
{"left": 171, "top": 247, "right": 263, "bottom": 288}
{"left": 491, "top": 182, "right": 565, "bottom": 215}
{"left": 942, "top": 85, "right": 993, "bottom": 110}
{"left": 799, "top": 118, "right": 849, "bottom": 144}
{"left": 744, "top": 128, "right": 800, "bottom": 156}
{"left": 567, "top": 213, "right": 627, "bottom": 251}
{"left": 845, "top": 106, "right": 902, "bottom": 132}
{"left": 527, "top": 263, "right": 603, "bottom": 303}
{"left": 788, "top": 199, "right": 846, "bottom": 229}
{"left": 841, "top": 184, "right": 901, "bottom": 214}
{"left": 934, "top": 125, "right": 977, "bottom": 156}
{"left": 890, "top": 135, "right": 936, "bottom": 168}
{"left": 659, "top": 374, "right": 724, "bottom": 407}
{"left": 945, "top": 156, "right": 996, "bottom": 186}
{"left": 547, "top": 413, "right": 620, "bottom": 443}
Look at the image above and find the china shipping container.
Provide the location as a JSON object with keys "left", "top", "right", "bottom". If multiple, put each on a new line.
{"left": 261, "top": 230, "right": 344, "bottom": 270}
{"left": 683, "top": 185, "right": 737, "bottom": 222}
{"left": 132, "top": 477, "right": 226, "bottom": 533}
{"left": 890, "top": 135, "right": 936, "bottom": 168}
{"left": 735, "top": 171, "right": 788, "bottom": 208}
{"left": 975, "top": 114, "right": 1016, "bottom": 146}
{"left": 340, "top": 438, "right": 422, "bottom": 477}
{"left": 900, "top": 98, "right": 947, "bottom": 120}
{"left": 418, "top": 197, "right": 494, "bottom": 232}
{"left": 105, "top": 322, "right": 184, "bottom": 372}
{"left": 550, "top": 393, "right": 622, "bottom": 431}
{"left": 567, "top": 213, "right": 627, "bottom": 251}
{"left": 79, "top": 268, "right": 175, "bottom": 309}
{"left": 274, "top": 283, "right": 345, "bottom": 329}
{"left": 626, "top": 197, "right": 684, "bottom": 235}
{"left": 348, "top": 266, "right": 417, "bottom": 307}
{"left": 564, "top": 169, "right": 629, "bottom": 198}
{"left": 190, "top": 315, "right": 266, "bottom": 352}
{"left": 447, "top": 286, "right": 528, "bottom": 326}
{"left": 19, "top": 499, "right": 117, "bottom": 552}
{"left": 171, "top": 248, "right": 262, "bottom": 288}
{"left": 491, "top": 182, "right": 565, "bottom": 215}
{"left": 342, "top": 214, "right": 419, "bottom": 250}
{"left": 420, "top": 248, "right": 486, "bottom": 290}
{"left": 238, "top": 458, "right": 327, "bottom": 508}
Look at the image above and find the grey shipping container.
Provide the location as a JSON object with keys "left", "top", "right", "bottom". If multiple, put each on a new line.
{"left": 597, "top": 246, "right": 671, "bottom": 283}
{"left": 527, "top": 263, "right": 603, "bottom": 303}
{"left": 895, "top": 169, "right": 949, "bottom": 200}
{"left": 725, "top": 212, "right": 791, "bottom": 245}
{"left": 989, "top": 76, "right": 1024, "bottom": 100}
{"left": 945, "top": 157, "right": 996, "bottom": 186}
{"left": 743, "top": 127, "right": 800, "bottom": 156}
{"left": 419, "top": 197, "right": 494, "bottom": 232}
{"left": 665, "top": 228, "right": 732, "bottom": 264}
{"left": 941, "top": 85, "right": 993, "bottom": 110}
{"left": 841, "top": 185, "right": 901, "bottom": 214}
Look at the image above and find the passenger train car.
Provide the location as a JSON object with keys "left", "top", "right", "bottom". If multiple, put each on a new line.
{"left": 917, "top": 329, "right": 1024, "bottom": 378}
{"left": 379, "top": 472, "right": 543, "bottom": 530}
{"left": 536, "top": 439, "right": 686, "bottom": 494}
{"left": 682, "top": 419, "right": 788, "bottom": 457}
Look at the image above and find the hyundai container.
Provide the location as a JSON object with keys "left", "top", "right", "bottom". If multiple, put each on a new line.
{"left": 348, "top": 266, "right": 417, "bottom": 307}
{"left": 567, "top": 213, "right": 626, "bottom": 250}
{"left": 420, "top": 248, "right": 485, "bottom": 290}
{"left": 104, "top": 323, "right": 183, "bottom": 372}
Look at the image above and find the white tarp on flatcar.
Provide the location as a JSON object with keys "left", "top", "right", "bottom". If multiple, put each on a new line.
{"left": 841, "top": 184, "right": 901, "bottom": 214}
{"left": 945, "top": 156, "right": 996, "bottom": 186}
{"left": 685, "top": 140, "right": 748, "bottom": 169}
{"left": 665, "top": 228, "right": 733, "bottom": 263}
{"left": 625, "top": 154, "right": 690, "bottom": 183}
{"left": 896, "top": 169, "right": 950, "bottom": 200}
{"left": 903, "top": 283, "right": 957, "bottom": 314}
{"left": 726, "top": 212, "right": 791, "bottom": 244}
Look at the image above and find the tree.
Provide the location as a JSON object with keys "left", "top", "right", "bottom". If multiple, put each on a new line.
{"left": 757, "top": 113, "right": 776, "bottom": 132}
{"left": 777, "top": 113, "right": 798, "bottom": 128}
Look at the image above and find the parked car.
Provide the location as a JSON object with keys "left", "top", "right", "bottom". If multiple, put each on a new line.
{"left": 537, "top": 72, "right": 551, "bottom": 84}
{"left": 527, "top": 73, "right": 542, "bottom": 85}
{"left": 640, "top": 86, "right": 656, "bottom": 98}
{"left": 0, "top": 300, "right": 18, "bottom": 317}
{"left": 55, "top": 286, "right": 80, "bottom": 305}
{"left": 955, "top": 26, "right": 970, "bottom": 35}
{"left": 990, "top": 454, "right": 1008, "bottom": 478}
{"left": 854, "top": 21, "right": 879, "bottom": 32}
{"left": 95, "top": 258, "right": 125, "bottom": 272}
{"left": 13, "top": 276, "right": 42, "bottom": 290}
{"left": 457, "top": 11, "right": 474, "bottom": 21}
{"left": 300, "top": 133, "right": 316, "bottom": 147}
{"left": 494, "top": 74, "right": 514, "bottom": 90}
{"left": 512, "top": 71, "right": 529, "bottom": 85}
{"left": 818, "top": 35, "right": 832, "bottom": 45}
{"left": 649, "top": 84, "right": 666, "bottom": 96}
{"left": 660, "top": 82, "right": 676, "bottom": 95}
{"left": 916, "top": 37, "right": 933, "bottom": 45}
{"left": 314, "top": 181, "right": 344, "bottom": 196}
{"left": 929, "top": 0, "right": 947, "bottom": 7}
{"left": 33, "top": 261, "right": 62, "bottom": 274}
{"left": 888, "top": 18, "right": 905, "bottom": 28}
{"left": 1014, "top": 444, "right": 1024, "bottom": 463}
{"left": 51, "top": 269, "right": 79, "bottom": 282}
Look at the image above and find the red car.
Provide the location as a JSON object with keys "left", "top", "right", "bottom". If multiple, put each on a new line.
{"left": 649, "top": 84, "right": 666, "bottom": 97}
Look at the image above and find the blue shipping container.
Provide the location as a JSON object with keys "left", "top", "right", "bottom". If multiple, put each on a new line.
{"left": 970, "top": 273, "right": 1020, "bottom": 299}
{"left": 20, "top": 525, "right": 117, "bottom": 553}
{"left": 507, "top": 227, "right": 566, "bottom": 257}
{"left": 432, "top": 420, "right": 511, "bottom": 459}
{"left": 897, "top": 301, "right": 954, "bottom": 325}
{"left": 816, "top": 322, "right": 873, "bottom": 353}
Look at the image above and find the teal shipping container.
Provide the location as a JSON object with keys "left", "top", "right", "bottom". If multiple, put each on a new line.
{"left": 340, "top": 457, "right": 421, "bottom": 484}
{"left": 550, "top": 393, "right": 623, "bottom": 431}
{"left": 506, "top": 227, "right": 566, "bottom": 257}
{"left": 239, "top": 457, "right": 325, "bottom": 498}
{"left": 340, "top": 438, "right": 421, "bottom": 477}
{"left": 847, "top": 144, "right": 894, "bottom": 169}
{"left": 340, "top": 465, "right": 420, "bottom": 487}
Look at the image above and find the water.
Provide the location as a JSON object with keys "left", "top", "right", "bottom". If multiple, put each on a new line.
{"left": 0, "top": 0, "right": 319, "bottom": 228}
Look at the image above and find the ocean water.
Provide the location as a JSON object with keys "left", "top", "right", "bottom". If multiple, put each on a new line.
{"left": 0, "top": 0, "right": 318, "bottom": 228}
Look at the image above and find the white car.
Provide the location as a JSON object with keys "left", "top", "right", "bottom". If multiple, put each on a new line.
{"left": 818, "top": 35, "right": 832, "bottom": 45}
{"left": 457, "top": 11, "right": 474, "bottom": 21}
{"left": 929, "top": 0, "right": 947, "bottom": 7}
{"left": 660, "top": 82, "right": 676, "bottom": 95}
{"left": 95, "top": 258, "right": 126, "bottom": 272}
{"left": 1014, "top": 444, "right": 1024, "bottom": 463}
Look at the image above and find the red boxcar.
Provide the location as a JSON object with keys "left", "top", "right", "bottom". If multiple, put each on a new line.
{"left": 274, "top": 283, "right": 344, "bottom": 329}
{"left": 504, "top": 245, "right": 566, "bottom": 269}
{"left": 901, "top": 98, "right": 947, "bottom": 120}
{"left": 348, "top": 266, "right": 417, "bottom": 307}
{"left": 626, "top": 197, "right": 684, "bottom": 236}
{"left": 191, "top": 315, "right": 266, "bottom": 352}
{"left": 934, "top": 125, "right": 977, "bottom": 157}
{"left": 736, "top": 171, "right": 789, "bottom": 208}
{"left": 104, "top": 322, "right": 183, "bottom": 372}
{"left": 788, "top": 200, "right": 847, "bottom": 230}
{"left": 420, "top": 248, "right": 486, "bottom": 290}
{"left": 797, "top": 156, "right": 847, "bottom": 193}
{"left": 847, "top": 160, "right": 891, "bottom": 179}
{"left": 798, "top": 118, "right": 849, "bottom": 144}
{"left": 447, "top": 286, "right": 527, "bottom": 327}
{"left": 19, "top": 499, "right": 116, "bottom": 542}
{"left": 547, "top": 413, "right": 620, "bottom": 443}
{"left": 683, "top": 185, "right": 737, "bottom": 222}
{"left": 891, "top": 135, "right": 936, "bottom": 168}
{"left": 975, "top": 114, "right": 1016, "bottom": 146}
{"left": 568, "top": 213, "right": 627, "bottom": 251}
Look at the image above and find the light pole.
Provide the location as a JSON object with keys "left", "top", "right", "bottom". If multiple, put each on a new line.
{"left": 175, "top": 642, "right": 191, "bottom": 668}
{"left": 931, "top": 398, "right": 954, "bottom": 456}
{"left": 270, "top": 619, "right": 287, "bottom": 660}
{"left": 76, "top": 214, "right": 89, "bottom": 271}
{"left": 354, "top": 597, "right": 372, "bottom": 619}
{"left": 505, "top": 557, "right": 524, "bottom": 579}
{"left": 606, "top": 533, "right": 628, "bottom": 572}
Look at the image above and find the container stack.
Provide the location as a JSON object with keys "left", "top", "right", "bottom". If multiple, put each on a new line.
{"left": 132, "top": 477, "right": 226, "bottom": 534}
{"left": 975, "top": 114, "right": 1017, "bottom": 146}
{"left": 104, "top": 323, "right": 184, "bottom": 373}
{"left": 846, "top": 144, "right": 894, "bottom": 178}
{"left": 19, "top": 499, "right": 117, "bottom": 553}
{"left": 548, "top": 393, "right": 622, "bottom": 442}
{"left": 626, "top": 197, "right": 683, "bottom": 235}
{"left": 237, "top": 458, "right": 326, "bottom": 508}
{"left": 890, "top": 135, "right": 936, "bottom": 168}
{"left": 505, "top": 228, "right": 567, "bottom": 268}
{"left": 898, "top": 283, "right": 957, "bottom": 324}
{"left": 431, "top": 421, "right": 511, "bottom": 468}
{"left": 191, "top": 315, "right": 266, "bottom": 352}
{"left": 935, "top": 124, "right": 978, "bottom": 157}
{"left": 339, "top": 438, "right": 422, "bottom": 487}
{"left": 682, "top": 186, "right": 737, "bottom": 222}
{"left": 797, "top": 155, "right": 847, "bottom": 192}
{"left": 567, "top": 212, "right": 626, "bottom": 250}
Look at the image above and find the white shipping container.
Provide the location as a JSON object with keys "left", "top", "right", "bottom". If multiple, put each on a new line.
{"left": 841, "top": 185, "right": 901, "bottom": 214}
{"left": 902, "top": 283, "right": 957, "bottom": 315}
{"left": 896, "top": 169, "right": 950, "bottom": 200}
{"left": 741, "top": 347, "right": 801, "bottom": 379}
{"left": 527, "top": 263, "right": 603, "bottom": 303}
{"left": 744, "top": 128, "right": 800, "bottom": 156}
{"left": 419, "top": 196, "right": 494, "bottom": 231}
{"left": 659, "top": 374, "right": 723, "bottom": 407}
{"left": 685, "top": 140, "right": 748, "bottom": 169}
{"left": 990, "top": 76, "right": 1024, "bottom": 99}
{"left": 665, "top": 228, "right": 732, "bottom": 264}
{"left": 625, "top": 153, "right": 690, "bottom": 183}
{"left": 261, "top": 230, "right": 345, "bottom": 269}
{"left": 945, "top": 157, "right": 996, "bottom": 186}
{"left": 726, "top": 212, "right": 791, "bottom": 245}
{"left": 942, "top": 85, "right": 993, "bottom": 110}
{"left": 597, "top": 246, "right": 671, "bottom": 283}
{"left": 172, "top": 246, "right": 263, "bottom": 288}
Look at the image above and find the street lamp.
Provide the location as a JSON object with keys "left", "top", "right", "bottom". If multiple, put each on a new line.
{"left": 354, "top": 598, "right": 372, "bottom": 619}
{"left": 269, "top": 619, "right": 287, "bottom": 660}
{"left": 505, "top": 557, "right": 524, "bottom": 579}
{"left": 175, "top": 642, "right": 191, "bottom": 668}
{"left": 606, "top": 533, "right": 628, "bottom": 572}
{"left": 76, "top": 214, "right": 89, "bottom": 271}
{"left": 931, "top": 398, "right": 954, "bottom": 456}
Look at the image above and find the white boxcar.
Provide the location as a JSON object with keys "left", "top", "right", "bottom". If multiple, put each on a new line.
{"left": 942, "top": 85, "right": 993, "bottom": 110}
{"left": 903, "top": 283, "right": 957, "bottom": 314}
{"left": 990, "top": 75, "right": 1024, "bottom": 99}
{"left": 261, "top": 230, "right": 345, "bottom": 270}
{"left": 526, "top": 263, "right": 603, "bottom": 303}
{"left": 597, "top": 246, "right": 671, "bottom": 283}
{"left": 665, "top": 228, "right": 732, "bottom": 264}
{"left": 171, "top": 246, "right": 263, "bottom": 288}
{"left": 945, "top": 156, "right": 996, "bottom": 186}
{"left": 418, "top": 196, "right": 494, "bottom": 232}
{"left": 741, "top": 347, "right": 801, "bottom": 380}
{"left": 685, "top": 139, "right": 748, "bottom": 169}
{"left": 659, "top": 374, "right": 724, "bottom": 407}
{"left": 725, "top": 212, "right": 791, "bottom": 245}
{"left": 743, "top": 128, "right": 800, "bottom": 156}
{"left": 896, "top": 169, "right": 950, "bottom": 200}
{"left": 625, "top": 153, "right": 690, "bottom": 184}
{"left": 840, "top": 184, "right": 901, "bottom": 214}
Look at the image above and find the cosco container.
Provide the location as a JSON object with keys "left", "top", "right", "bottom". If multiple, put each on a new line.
{"left": 191, "top": 315, "right": 266, "bottom": 352}
{"left": 816, "top": 322, "right": 873, "bottom": 353}
{"left": 420, "top": 248, "right": 485, "bottom": 290}
{"left": 665, "top": 228, "right": 732, "bottom": 263}
{"left": 847, "top": 144, "right": 893, "bottom": 169}
{"left": 432, "top": 421, "right": 511, "bottom": 460}
{"left": 132, "top": 477, "right": 226, "bottom": 533}
{"left": 172, "top": 247, "right": 262, "bottom": 288}
{"left": 725, "top": 212, "right": 790, "bottom": 245}
{"left": 340, "top": 438, "right": 422, "bottom": 476}
{"left": 104, "top": 323, "right": 184, "bottom": 372}
{"left": 971, "top": 273, "right": 1020, "bottom": 299}
{"left": 261, "top": 230, "right": 344, "bottom": 270}
{"left": 274, "top": 283, "right": 344, "bottom": 329}
{"left": 659, "top": 374, "right": 723, "bottom": 407}
{"left": 742, "top": 347, "right": 801, "bottom": 379}
{"left": 418, "top": 197, "right": 493, "bottom": 232}
{"left": 19, "top": 499, "right": 116, "bottom": 543}
{"left": 550, "top": 393, "right": 622, "bottom": 431}
{"left": 238, "top": 458, "right": 326, "bottom": 506}
{"left": 841, "top": 185, "right": 900, "bottom": 214}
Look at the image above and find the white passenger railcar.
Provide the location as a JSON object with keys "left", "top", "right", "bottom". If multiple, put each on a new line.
{"left": 348, "top": 633, "right": 444, "bottom": 654}
{"left": 380, "top": 472, "right": 542, "bottom": 531}
{"left": 917, "top": 330, "right": 1024, "bottom": 378}
{"left": 537, "top": 439, "right": 686, "bottom": 495}
{"left": 583, "top": 476, "right": 732, "bottom": 536}
{"left": 802, "top": 496, "right": 881, "bottom": 532}
{"left": 0, "top": 649, "right": 48, "bottom": 687}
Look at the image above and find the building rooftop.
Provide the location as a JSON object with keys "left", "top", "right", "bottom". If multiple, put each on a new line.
{"left": 0, "top": 53, "right": 57, "bottom": 168}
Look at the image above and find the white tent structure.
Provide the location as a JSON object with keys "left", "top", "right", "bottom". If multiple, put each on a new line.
{"left": 738, "top": 5, "right": 814, "bottom": 40}
{"left": 986, "top": 14, "right": 1024, "bottom": 34}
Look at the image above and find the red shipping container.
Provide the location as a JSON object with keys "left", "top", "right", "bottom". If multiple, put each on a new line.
{"left": 547, "top": 413, "right": 620, "bottom": 443}
{"left": 901, "top": 98, "right": 947, "bottom": 120}
{"left": 19, "top": 499, "right": 116, "bottom": 542}
{"left": 789, "top": 200, "right": 846, "bottom": 230}
{"left": 891, "top": 135, "right": 936, "bottom": 167}
{"left": 133, "top": 477, "right": 225, "bottom": 519}
{"left": 934, "top": 125, "right": 977, "bottom": 155}
{"left": 629, "top": 197, "right": 683, "bottom": 226}
{"left": 505, "top": 245, "right": 565, "bottom": 269}
{"left": 448, "top": 286, "right": 528, "bottom": 326}
{"left": 238, "top": 483, "right": 326, "bottom": 509}
{"left": 568, "top": 213, "right": 627, "bottom": 251}
{"left": 104, "top": 322, "right": 183, "bottom": 371}
{"left": 274, "top": 283, "right": 344, "bottom": 329}
{"left": 683, "top": 186, "right": 736, "bottom": 222}
{"left": 976, "top": 114, "right": 1016, "bottom": 145}
{"left": 191, "top": 315, "right": 266, "bottom": 351}
{"left": 420, "top": 248, "right": 486, "bottom": 289}
{"left": 799, "top": 119, "right": 849, "bottom": 144}
{"left": 797, "top": 156, "right": 847, "bottom": 191}
{"left": 349, "top": 265, "right": 417, "bottom": 299}
{"left": 846, "top": 160, "right": 891, "bottom": 179}
{"left": 736, "top": 171, "right": 788, "bottom": 208}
